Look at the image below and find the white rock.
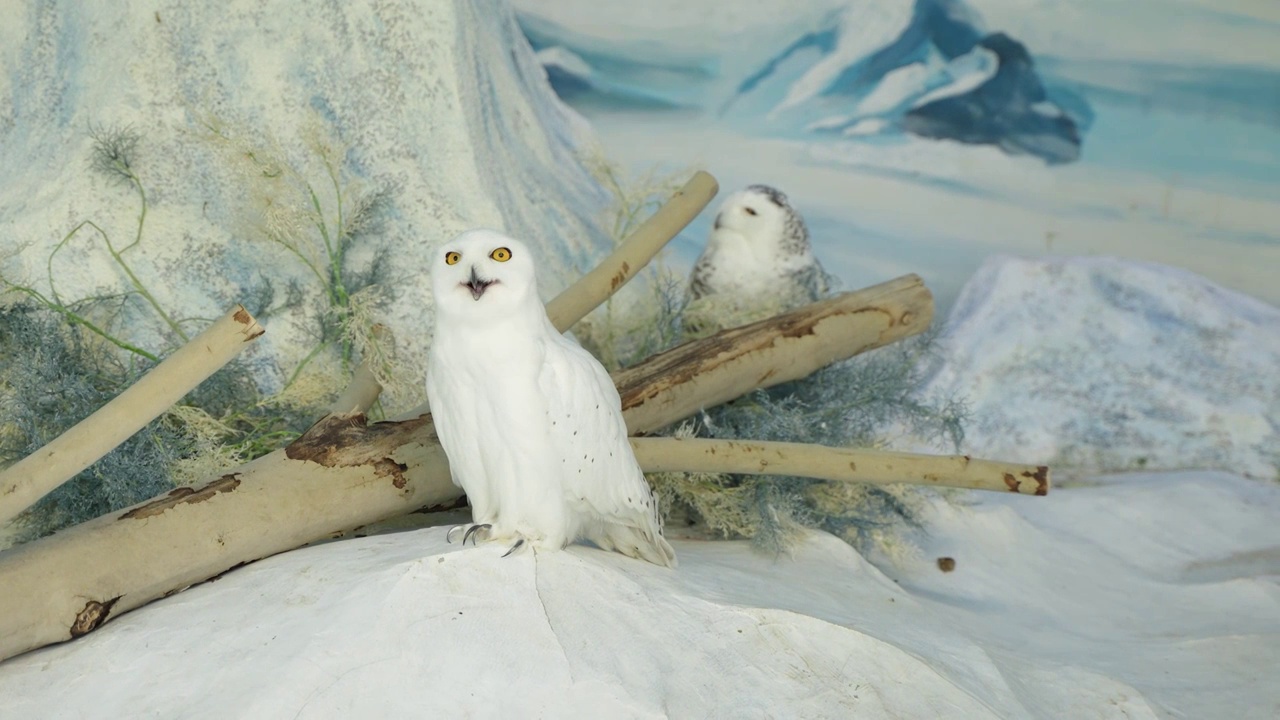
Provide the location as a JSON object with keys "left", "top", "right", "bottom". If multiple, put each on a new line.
{"left": 919, "top": 254, "right": 1280, "bottom": 478}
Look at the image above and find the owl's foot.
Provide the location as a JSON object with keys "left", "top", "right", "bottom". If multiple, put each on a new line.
{"left": 446, "top": 523, "right": 492, "bottom": 546}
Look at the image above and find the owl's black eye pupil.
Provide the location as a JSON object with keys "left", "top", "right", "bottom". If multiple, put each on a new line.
{"left": 745, "top": 207, "right": 757, "bottom": 216}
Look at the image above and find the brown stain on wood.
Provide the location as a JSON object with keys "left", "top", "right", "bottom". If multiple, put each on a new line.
{"left": 610, "top": 261, "right": 631, "bottom": 291}
{"left": 285, "top": 412, "right": 423, "bottom": 492}
{"left": 1003, "top": 473, "right": 1021, "bottom": 492}
{"left": 1022, "top": 466, "right": 1050, "bottom": 495}
{"left": 234, "top": 307, "right": 265, "bottom": 340}
{"left": 70, "top": 596, "right": 121, "bottom": 638}
{"left": 120, "top": 474, "right": 242, "bottom": 519}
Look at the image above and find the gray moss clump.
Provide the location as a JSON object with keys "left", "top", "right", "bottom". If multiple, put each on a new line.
{"left": 651, "top": 329, "right": 968, "bottom": 554}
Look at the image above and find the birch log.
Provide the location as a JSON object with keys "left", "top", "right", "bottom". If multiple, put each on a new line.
{"left": 616, "top": 273, "right": 932, "bottom": 434}
{"left": 546, "top": 170, "right": 718, "bottom": 331}
{"left": 0, "top": 306, "right": 265, "bottom": 526}
{"left": 630, "top": 438, "right": 1050, "bottom": 496}
{"left": 0, "top": 274, "right": 930, "bottom": 662}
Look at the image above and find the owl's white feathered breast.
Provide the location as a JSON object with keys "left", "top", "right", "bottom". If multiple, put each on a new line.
{"left": 425, "top": 229, "right": 675, "bottom": 567}
{"left": 689, "top": 184, "right": 829, "bottom": 303}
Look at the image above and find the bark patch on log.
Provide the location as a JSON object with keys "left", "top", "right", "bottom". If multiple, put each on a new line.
{"left": 70, "top": 596, "right": 120, "bottom": 638}
{"left": 1003, "top": 473, "right": 1020, "bottom": 492}
{"left": 285, "top": 413, "right": 422, "bottom": 489}
{"left": 1023, "top": 466, "right": 1050, "bottom": 496}
{"left": 119, "top": 474, "right": 242, "bottom": 520}
{"left": 610, "top": 261, "right": 630, "bottom": 291}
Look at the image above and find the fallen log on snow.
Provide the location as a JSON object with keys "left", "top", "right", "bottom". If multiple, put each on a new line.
{"left": 630, "top": 438, "right": 1049, "bottom": 496}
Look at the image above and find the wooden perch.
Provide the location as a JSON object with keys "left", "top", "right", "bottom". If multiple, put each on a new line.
{"left": 326, "top": 361, "right": 382, "bottom": 416}
{"left": 326, "top": 326, "right": 387, "bottom": 416}
{"left": 630, "top": 438, "right": 1050, "bottom": 496}
{"left": 616, "top": 273, "right": 932, "bottom": 434}
{"left": 546, "top": 170, "right": 718, "bottom": 332}
{"left": 0, "top": 306, "right": 264, "bottom": 527}
{"left": 0, "top": 272, "right": 936, "bottom": 662}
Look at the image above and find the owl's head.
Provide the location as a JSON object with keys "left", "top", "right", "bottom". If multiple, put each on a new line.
{"left": 430, "top": 229, "right": 539, "bottom": 318}
{"left": 709, "top": 184, "right": 805, "bottom": 251}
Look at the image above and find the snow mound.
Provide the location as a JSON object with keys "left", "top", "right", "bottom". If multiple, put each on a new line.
{"left": 0, "top": 0, "right": 609, "bottom": 397}
{"left": 7, "top": 470, "right": 1277, "bottom": 717}
{"left": 920, "top": 254, "right": 1280, "bottom": 478}
{"left": 903, "top": 469, "right": 1280, "bottom": 720}
{"left": 0, "top": 530, "right": 1005, "bottom": 718}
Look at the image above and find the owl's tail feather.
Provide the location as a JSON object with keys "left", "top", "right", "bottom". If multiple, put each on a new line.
{"left": 596, "top": 524, "right": 677, "bottom": 569}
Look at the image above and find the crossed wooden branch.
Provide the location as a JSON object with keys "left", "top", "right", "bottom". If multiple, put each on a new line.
{"left": 0, "top": 171, "right": 1048, "bottom": 663}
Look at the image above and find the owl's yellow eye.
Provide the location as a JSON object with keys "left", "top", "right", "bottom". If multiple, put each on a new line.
{"left": 445, "top": 251, "right": 461, "bottom": 265}
{"left": 489, "top": 246, "right": 512, "bottom": 262}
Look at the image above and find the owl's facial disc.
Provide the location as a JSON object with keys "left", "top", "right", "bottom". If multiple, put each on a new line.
{"left": 463, "top": 265, "right": 496, "bottom": 301}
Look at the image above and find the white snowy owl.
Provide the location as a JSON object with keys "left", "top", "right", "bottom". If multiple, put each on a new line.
{"left": 425, "top": 229, "right": 676, "bottom": 567}
{"left": 689, "top": 184, "right": 829, "bottom": 304}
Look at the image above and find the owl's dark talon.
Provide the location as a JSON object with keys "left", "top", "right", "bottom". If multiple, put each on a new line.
{"left": 463, "top": 524, "right": 492, "bottom": 546}
{"left": 502, "top": 538, "right": 525, "bottom": 558}
{"left": 446, "top": 525, "right": 463, "bottom": 544}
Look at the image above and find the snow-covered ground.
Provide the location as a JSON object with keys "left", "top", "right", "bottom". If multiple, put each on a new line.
{"left": 2, "top": 471, "right": 1276, "bottom": 718}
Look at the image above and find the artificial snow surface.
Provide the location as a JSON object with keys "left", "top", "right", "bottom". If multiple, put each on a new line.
{"left": 2, "top": 470, "right": 1277, "bottom": 718}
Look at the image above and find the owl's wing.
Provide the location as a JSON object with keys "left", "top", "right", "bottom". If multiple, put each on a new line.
{"left": 538, "top": 331, "right": 675, "bottom": 566}
{"left": 688, "top": 252, "right": 715, "bottom": 300}
{"left": 425, "top": 359, "right": 496, "bottom": 523}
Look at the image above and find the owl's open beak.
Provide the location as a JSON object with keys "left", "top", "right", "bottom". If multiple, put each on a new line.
{"left": 464, "top": 266, "right": 495, "bottom": 301}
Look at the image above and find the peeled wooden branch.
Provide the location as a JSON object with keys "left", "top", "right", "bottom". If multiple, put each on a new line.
{"left": 546, "top": 170, "right": 718, "bottom": 332}
{"left": 326, "top": 361, "right": 382, "bottom": 416}
{"left": 326, "top": 326, "right": 387, "bottom": 415}
{"left": 0, "top": 306, "right": 264, "bottom": 526}
{"left": 616, "top": 273, "right": 932, "bottom": 434}
{"left": 0, "top": 272, "right": 931, "bottom": 662}
{"left": 631, "top": 438, "right": 1050, "bottom": 495}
